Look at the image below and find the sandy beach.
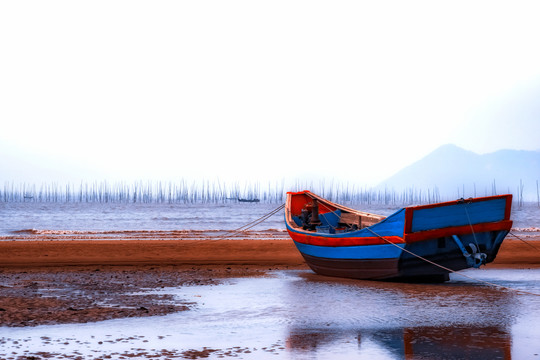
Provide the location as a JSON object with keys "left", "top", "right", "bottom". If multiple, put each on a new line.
{"left": 0, "top": 236, "right": 538, "bottom": 269}
{"left": 0, "top": 238, "right": 305, "bottom": 269}
{"left": 1, "top": 235, "right": 539, "bottom": 328}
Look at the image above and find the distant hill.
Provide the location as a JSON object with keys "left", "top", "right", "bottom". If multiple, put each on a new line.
{"left": 377, "top": 144, "right": 540, "bottom": 201}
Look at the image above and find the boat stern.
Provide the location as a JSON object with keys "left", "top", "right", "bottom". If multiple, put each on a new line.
{"left": 398, "top": 195, "right": 513, "bottom": 276}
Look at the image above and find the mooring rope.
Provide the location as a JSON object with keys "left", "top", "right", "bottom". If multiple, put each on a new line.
{"left": 365, "top": 227, "right": 540, "bottom": 297}
{"left": 508, "top": 231, "right": 540, "bottom": 251}
{"left": 463, "top": 203, "right": 481, "bottom": 251}
{"left": 215, "top": 203, "right": 285, "bottom": 239}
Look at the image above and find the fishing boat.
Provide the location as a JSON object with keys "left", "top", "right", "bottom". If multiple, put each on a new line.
{"left": 238, "top": 198, "right": 260, "bottom": 203}
{"left": 285, "top": 190, "right": 513, "bottom": 282}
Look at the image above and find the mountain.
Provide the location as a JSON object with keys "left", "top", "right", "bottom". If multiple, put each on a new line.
{"left": 378, "top": 144, "right": 540, "bottom": 201}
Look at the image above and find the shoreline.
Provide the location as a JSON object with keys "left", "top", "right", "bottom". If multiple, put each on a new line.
{"left": 0, "top": 237, "right": 539, "bottom": 269}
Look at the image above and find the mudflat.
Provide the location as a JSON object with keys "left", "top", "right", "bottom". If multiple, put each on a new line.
{"left": 0, "top": 235, "right": 538, "bottom": 327}
{"left": 0, "top": 237, "right": 307, "bottom": 327}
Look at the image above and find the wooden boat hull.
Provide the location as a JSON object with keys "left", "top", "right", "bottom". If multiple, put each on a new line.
{"left": 300, "top": 252, "right": 401, "bottom": 280}
{"left": 285, "top": 191, "right": 512, "bottom": 282}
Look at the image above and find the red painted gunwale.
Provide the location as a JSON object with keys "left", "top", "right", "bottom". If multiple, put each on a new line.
{"left": 287, "top": 230, "right": 404, "bottom": 247}
{"left": 286, "top": 191, "right": 513, "bottom": 247}
{"left": 403, "top": 220, "right": 512, "bottom": 243}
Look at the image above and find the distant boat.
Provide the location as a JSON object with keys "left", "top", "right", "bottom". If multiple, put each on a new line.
{"left": 238, "top": 198, "right": 260, "bottom": 203}
{"left": 285, "top": 190, "right": 513, "bottom": 282}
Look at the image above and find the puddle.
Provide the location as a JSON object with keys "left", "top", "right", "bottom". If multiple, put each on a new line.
{"left": 1, "top": 269, "right": 540, "bottom": 359}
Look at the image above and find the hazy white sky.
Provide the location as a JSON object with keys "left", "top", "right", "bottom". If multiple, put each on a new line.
{"left": 1, "top": 0, "right": 540, "bottom": 186}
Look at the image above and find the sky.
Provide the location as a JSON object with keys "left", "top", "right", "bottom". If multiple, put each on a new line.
{"left": 1, "top": 0, "right": 540, "bottom": 187}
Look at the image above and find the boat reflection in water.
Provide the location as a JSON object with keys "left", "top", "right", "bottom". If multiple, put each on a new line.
{"left": 283, "top": 271, "right": 517, "bottom": 359}
{"left": 287, "top": 326, "right": 511, "bottom": 359}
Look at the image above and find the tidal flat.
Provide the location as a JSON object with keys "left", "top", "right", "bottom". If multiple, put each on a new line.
{"left": 1, "top": 267, "right": 540, "bottom": 359}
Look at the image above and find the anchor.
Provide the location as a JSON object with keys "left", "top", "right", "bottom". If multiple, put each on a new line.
{"left": 452, "top": 235, "right": 487, "bottom": 268}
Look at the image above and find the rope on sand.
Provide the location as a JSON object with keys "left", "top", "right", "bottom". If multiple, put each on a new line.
{"left": 508, "top": 231, "right": 540, "bottom": 251}
{"left": 365, "top": 227, "right": 540, "bottom": 297}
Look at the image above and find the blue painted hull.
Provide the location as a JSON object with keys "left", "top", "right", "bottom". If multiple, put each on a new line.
{"left": 286, "top": 191, "right": 513, "bottom": 281}
{"left": 294, "top": 229, "right": 509, "bottom": 281}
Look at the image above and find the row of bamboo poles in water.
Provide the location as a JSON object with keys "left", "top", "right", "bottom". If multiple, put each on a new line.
{"left": 2, "top": 180, "right": 537, "bottom": 206}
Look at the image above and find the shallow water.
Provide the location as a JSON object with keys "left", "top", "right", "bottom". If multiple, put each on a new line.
{"left": 1, "top": 201, "right": 539, "bottom": 237}
{"left": 1, "top": 269, "right": 539, "bottom": 359}
{"left": 0, "top": 202, "right": 287, "bottom": 236}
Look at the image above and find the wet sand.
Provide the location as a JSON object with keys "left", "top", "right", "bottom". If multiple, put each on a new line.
{"left": 0, "top": 237, "right": 307, "bottom": 328}
{"left": 3, "top": 268, "right": 540, "bottom": 359}
{"left": 0, "top": 235, "right": 539, "bottom": 328}
{"left": 0, "top": 264, "right": 284, "bottom": 328}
